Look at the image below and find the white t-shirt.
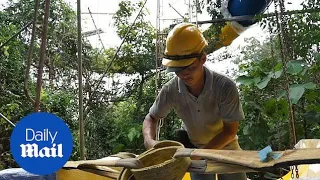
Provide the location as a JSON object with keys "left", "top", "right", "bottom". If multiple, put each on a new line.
{"left": 149, "top": 66, "right": 244, "bottom": 147}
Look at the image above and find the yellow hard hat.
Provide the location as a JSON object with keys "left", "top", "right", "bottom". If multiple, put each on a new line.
{"left": 162, "top": 23, "right": 208, "bottom": 72}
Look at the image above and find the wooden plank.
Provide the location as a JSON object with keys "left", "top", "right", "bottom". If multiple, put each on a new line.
{"left": 174, "top": 148, "right": 320, "bottom": 170}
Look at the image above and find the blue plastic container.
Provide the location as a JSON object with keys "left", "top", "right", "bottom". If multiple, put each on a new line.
{"left": 228, "top": 0, "right": 272, "bottom": 26}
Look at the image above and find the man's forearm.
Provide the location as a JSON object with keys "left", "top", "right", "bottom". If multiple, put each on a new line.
{"left": 142, "top": 114, "right": 158, "bottom": 141}
{"left": 203, "top": 121, "right": 239, "bottom": 149}
{"left": 203, "top": 130, "right": 236, "bottom": 149}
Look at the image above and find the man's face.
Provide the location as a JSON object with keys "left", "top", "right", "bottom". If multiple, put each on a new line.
{"left": 175, "top": 58, "right": 204, "bottom": 87}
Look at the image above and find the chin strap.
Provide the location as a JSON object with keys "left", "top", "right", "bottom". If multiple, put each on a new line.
{"left": 163, "top": 53, "right": 203, "bottom": 60}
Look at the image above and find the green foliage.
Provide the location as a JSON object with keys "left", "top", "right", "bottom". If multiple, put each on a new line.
{"left": 0, "top": 0, "right": 84, "bottom": 167}
{"left": 0, "top": 8, "right": 32, "bottom": 169}
{"left": 198, "top": 0, "right": 226, "bottom": 54}
{"left": 1, "top": 1, "right": 318, "bottom": 178}
{"left": 277, "top": 82, "right": 317, "bottom": 104}
{"left": 235, "top": 0, "right": 320, "bottom": 157}
{"left": 286, "top": 60, "right": 304, "bottom": 75}
{"left": 111, "top": 0, "right": 156, "bottom": 74}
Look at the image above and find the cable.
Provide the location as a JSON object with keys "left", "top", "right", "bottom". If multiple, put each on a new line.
{"left": 0, "top": 21, "right": 32, "bottom": 49}
{"left": 0, "top": 113, "right": 15, "bottom": 127}
{"left": 84, "top": 0, "right": 149, "bottom": 114}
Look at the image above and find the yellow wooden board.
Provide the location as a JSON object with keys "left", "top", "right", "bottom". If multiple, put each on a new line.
{"left": 182, "top": 172, "right": 191, "bottom": 180}
{"left": 57, "top": 169, "right": 117, "bottom": 180}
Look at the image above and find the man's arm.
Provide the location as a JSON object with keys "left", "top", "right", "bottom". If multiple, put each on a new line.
{"left": 205, "top": 77, "right": 243, "bottom": 150}
{"left": 203, "top": 121, "right": 239, "bottom": 149}
{"left": 143, "top": 113, "right": 160, "bottom": 149}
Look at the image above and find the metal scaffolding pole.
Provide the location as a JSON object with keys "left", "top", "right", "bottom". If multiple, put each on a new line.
{"left": 77, "top": 0, "right": 85, "bottom": 160}
{"left": 195, "top": 0, "right": 199, "bottom": 26}
{"left": 88, "top": 7, "right": 106, "bottom": 50}
{"left": 82, "top": 12, "right": 115, "bottom": 15}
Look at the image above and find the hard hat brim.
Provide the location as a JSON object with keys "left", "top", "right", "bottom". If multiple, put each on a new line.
{"left": 166, "top": 66, "right": 188, "bottom": 73}
{"left": 162, "top": 57, "right": 196, "bottom": 68}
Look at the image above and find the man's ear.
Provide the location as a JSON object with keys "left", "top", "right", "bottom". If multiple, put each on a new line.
{"left": 200, "top": 54, "right": 206, "bottom": 64}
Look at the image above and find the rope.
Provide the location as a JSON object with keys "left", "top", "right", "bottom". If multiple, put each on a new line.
{"left": 156, "top": 119, "right": 164, "bottom": 141}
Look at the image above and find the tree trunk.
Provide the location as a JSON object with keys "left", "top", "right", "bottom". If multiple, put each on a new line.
{"left": 34, "top": 0, "right": 50, "bottom": 112}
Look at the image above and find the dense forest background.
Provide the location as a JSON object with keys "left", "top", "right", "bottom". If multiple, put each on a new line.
{"left": 0, "top": 0, "right": 319, "bottom": 178}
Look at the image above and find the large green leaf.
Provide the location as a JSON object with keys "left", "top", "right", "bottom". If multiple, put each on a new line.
{"left": 274, "top": 70, "right": 282, "bottom": 79}
{"left": 256, "top": 76, "right": 271, "bottom": 89}
{"left": 286, "top": 60, "right": 304, "bottom": 74}
{"left": 277, "top": 90, "right": 286, "bottom": 100}
{"left": 277, "top": 83, "right": 317, "bottom": 103}
{"left": 303, "top": 111, "right": 320, "bottom": 123}
{"left": 128, "top": 127, "right": 137, "bottom": 142}
{"left": 253, "top": 76, "right": 261, "bottom": 84}
{"left": 268, "top": 70, "right": 282, "bottom": 79}
{"left": 290, "top": 86, "right": 305, "bottom": 104}
{"left": 301, "top": 67, "right": 309, "bottom": 76}
{"left": 243, "top": 125, "right": 250, "bottom": 135}
{"left": 236, "top": 76, "right": 253, "bottom": 85}
{"left": 127, "top": 127, "right": 141, "bottom": 142}
{"left": 303, "top": 82, "right": 317, "bottom": 89}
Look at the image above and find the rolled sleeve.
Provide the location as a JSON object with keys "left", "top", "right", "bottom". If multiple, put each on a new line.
{"left": 219, "top": 79, "right": 244, "bottom": 122}
{"left": 149, "top": 85, "right": 173, "bottom": 119}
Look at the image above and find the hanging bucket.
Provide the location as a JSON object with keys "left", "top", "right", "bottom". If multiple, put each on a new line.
{"left": 118, "top": 140, "right": 190, "bottom": 180}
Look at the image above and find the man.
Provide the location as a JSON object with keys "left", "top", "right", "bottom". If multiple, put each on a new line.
{"left": 142, "top": 23, "right": 247, "bottom": 180}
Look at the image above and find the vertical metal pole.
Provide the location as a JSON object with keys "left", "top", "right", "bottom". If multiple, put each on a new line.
{"left": 188, "top": 0, "right": 192, "bottom": 22}
{"left": 77, "top": 0, "right": 85, "bottom": 160}
{"left": 155, "top": 0, "right": 160, "bottom": 92}
{"left": 155, "top": 0, "right": 164, "bottom": 141}
{"left": 87, "top": 7, "right": 106, "bottom": 50}
{"left": 195, "top": 0, "right": 199, "bottom": 27}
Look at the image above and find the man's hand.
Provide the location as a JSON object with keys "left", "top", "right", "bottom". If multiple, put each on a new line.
{"left": 144, "top": 138, "right": 159, "bottom": 150}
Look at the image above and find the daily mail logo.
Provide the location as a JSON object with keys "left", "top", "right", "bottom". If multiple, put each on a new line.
{"left": 20, "top": 129, "right": 63, "bottom": 158}
{"left": 10, "top": 113, "right": 73, "bottom": 175}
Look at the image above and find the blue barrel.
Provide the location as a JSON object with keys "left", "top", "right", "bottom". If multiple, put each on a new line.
{"left": 228, "top": 0, "right": 272, "bottom": 26}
